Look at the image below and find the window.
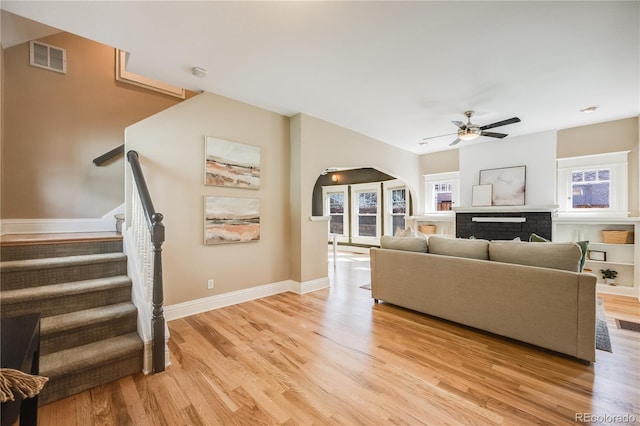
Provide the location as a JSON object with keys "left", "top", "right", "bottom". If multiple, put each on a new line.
{"left": 322, "top": 185, "right": 349, "bottom": 243}
{"left": 433, "top": 182, "right": 453, "bottom": 211}
{"left": 383, "top": 180, "right": 408, "bottom": 235}
{"left": 424, "top": 172, "right": 459, "bottom": 213}
{"left": 390, "top": 188, "right": 407, "bottom": 230}
{"left": 351, "top": 183, "right": 381, "bottom": 244}
{"left": 557, "top": 151, "right": 629, "bottom": 217}
{"left": 571, "top": 168, "right": 610, "bottom": 209}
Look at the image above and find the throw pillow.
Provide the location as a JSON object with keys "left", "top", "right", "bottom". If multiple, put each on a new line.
{"left": 529, "top": 233, "right": 589, "bottom": 271}
{"left": 576, "top": 241, "right": 589, "bottom": 272}
{"left": 529, "top": 233, "right": 550, "bottom": 242}
{"left": 395, "top": 226, "right": 418, "bottom": 238}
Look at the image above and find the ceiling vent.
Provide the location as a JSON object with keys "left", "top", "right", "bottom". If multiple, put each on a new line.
{"left": 29, "top": 40, "right": 66, "bottom": 74}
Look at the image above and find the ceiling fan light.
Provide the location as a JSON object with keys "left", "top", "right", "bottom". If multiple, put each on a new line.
{"left": 458, "top": 128, "right": 480, "bottom": 141}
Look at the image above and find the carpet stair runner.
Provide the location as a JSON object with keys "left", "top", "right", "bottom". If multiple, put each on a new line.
{"left": 0, "top": 234, "right": 143, "bottom": 405}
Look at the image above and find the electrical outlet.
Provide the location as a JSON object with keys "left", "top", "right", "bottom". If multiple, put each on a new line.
{"left": 207, "top": 279, "right": 214, "bottom": 289}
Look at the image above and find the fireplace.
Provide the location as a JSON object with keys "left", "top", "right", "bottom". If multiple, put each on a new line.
{"left": 455, "top": 210, "right": 553, "bottom": 241}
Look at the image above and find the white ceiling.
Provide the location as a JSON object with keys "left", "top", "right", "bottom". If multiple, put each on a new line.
{"left": 2, "top": 1, "right": 638, "bottom": 154}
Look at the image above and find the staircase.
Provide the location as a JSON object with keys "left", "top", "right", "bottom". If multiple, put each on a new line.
{"left": 0, "top": 233, "right": 143, "bottom": 405}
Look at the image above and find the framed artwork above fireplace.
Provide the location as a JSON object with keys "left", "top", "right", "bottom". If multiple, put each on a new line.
{"left": 479, "top": 165, "right": 526, "bottom": 206}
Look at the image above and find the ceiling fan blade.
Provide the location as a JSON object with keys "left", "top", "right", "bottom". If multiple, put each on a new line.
{"left": 421, "top": 132, "right": 457, "bottom": 141}
{"left": 449, "top": 138, "right": 462, "bottom": 146}
{"left": 452, "top": 121, "right": 467, "bottom": 130}
{"left": 479, "top": 117, "right": 521, "bottom": 130}
{"left": 480, "top": 131, "right": 508, "bottom": 139}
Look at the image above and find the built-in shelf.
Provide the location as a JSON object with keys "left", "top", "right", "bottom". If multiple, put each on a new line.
{"left": 553, "top": 216, "right": 639, "bottom": 298}
{"left": 584, "top": 260, "right": 635, "bottom": 267}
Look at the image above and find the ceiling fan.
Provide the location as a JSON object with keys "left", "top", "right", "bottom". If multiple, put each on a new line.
{"left": 420, "top": 111, "right": 521, "bottom": 146}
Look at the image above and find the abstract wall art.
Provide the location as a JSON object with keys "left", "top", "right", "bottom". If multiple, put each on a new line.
{"left": 479, "top": 165, "right": 526, "bottom": 206}
{"left": 205, "top": 136, "right": 260, "bottom": 189}
{"left": 204, "top": 196, "right": 260, "bottom": 244}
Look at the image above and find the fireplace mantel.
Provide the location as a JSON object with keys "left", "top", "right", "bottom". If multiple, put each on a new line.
{"left": 453, "top": 205, "right": 559, "bottom": 214}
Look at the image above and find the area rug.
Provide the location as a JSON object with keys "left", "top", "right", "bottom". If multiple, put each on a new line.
{"left": 615, "top": 319, "right": 640, "bottom": 333}
{"left": 360, "top": 284, "right": 371, "bottom": 290}
{"left": 596, "top": 297, "right": 612, "bottom": 353}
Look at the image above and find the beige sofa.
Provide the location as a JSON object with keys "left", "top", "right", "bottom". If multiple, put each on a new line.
{"left": 370, "top": 236, "right": 597, "bottom": 362}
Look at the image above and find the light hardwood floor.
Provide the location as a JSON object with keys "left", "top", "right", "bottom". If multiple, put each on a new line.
{"left": 39, "top": 250, "right": 640, "bottom": 425}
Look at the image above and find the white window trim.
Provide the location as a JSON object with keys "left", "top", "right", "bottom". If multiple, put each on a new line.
{"left": 351, "top": 182, "right": 381, "bottom": 245}
{"left": 383, "top": 179, "right": 408, "bottom": 236}
{"left": 424, "top": 171, "right": 459, "bottom": 214}
{"left": 322, "top": 185, "right": 349, "bottom": 243}
{"left": 557, "top": 151, "right": 629, "bottom": 218}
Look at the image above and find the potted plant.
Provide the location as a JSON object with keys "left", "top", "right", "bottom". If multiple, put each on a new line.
{"left": 600, "top": 269, "right": 618, "bottom": 286}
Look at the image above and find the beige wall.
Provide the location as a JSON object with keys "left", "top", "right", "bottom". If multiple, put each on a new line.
{"left": 125, "top": 92, "right": 291, "bottom": 306}
{"left": 2, "top": 32, "right": 186, "bottom": 219}
{"left": 558, "top": 117, "right": 639, "bottom": 216}
{"left": 419, "top": 149, "right": 460, "bottom": 176}
{"left": 291, "top": 113, "right": 421, "bottom": 283}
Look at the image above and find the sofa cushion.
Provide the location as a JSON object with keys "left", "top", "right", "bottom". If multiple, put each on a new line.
{"left": 380, "top": 235, "right": 428, "bottom": 252}
{"left": 490, "top": 240, "right": 582, "bottom": 272}
{"left": 428, "top": 236, "right": 490, "bottom": 260}
{"left": 529, "top": 233, "right": 589, "bottom": 271}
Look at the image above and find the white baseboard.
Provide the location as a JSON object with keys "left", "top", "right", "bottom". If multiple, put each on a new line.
{"left": 597, "top": 283, "right": 639, "bottom": 299}
{"left": 0, "top": 204, "right": 125, "bottom": 235}
{"left": 164, "top": 277, "right": 330, "bottom": 321}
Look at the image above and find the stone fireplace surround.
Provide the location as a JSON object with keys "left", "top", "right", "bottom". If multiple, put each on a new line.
{"left": 454, "top": 206, "right": 556, "bottom": 241}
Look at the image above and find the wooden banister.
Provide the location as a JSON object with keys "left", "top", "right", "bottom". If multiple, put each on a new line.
{"left": 93, "top": 144, "right": 124, "bottom": 166}
{"left": 127, "top": 150, "right": 165, "bottom": 373}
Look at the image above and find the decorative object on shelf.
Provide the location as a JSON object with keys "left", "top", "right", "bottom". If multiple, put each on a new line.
{"left": 479, "top": 165, "right": 526, "bottom": 206}
{"left": 204, "top": 196, "right": 260, "bottom": 245}
{"left": 601, "top": 230, "right": 634, "bottom": 244}
{"left": 205, "top": 136, "right": 260, "bottom": 189}
{"left": 418, "top": 224, "right": 437, "bottom": 234}
{"left": 587, "top": 250, "right": 606, "bottom": 262}
{"left": 600, "top": 268, "right": 618, "bottom": 286}
{"left": 471, "top": 184, "right": 492, "bottom": 207}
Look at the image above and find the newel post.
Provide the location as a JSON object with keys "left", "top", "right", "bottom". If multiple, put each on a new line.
{"left": 151, "top": 212, "right": 166, "bottom": 373}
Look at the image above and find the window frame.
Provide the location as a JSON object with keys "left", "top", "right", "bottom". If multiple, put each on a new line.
{"left": 557, "top": 151, "right": 629, "bottom": 218}
{"left": 383, "top": 179, "right": 408, "bottom": 236}
{"left": 424, "top": 171, "right": 459, "bottom": 214}
{"left": 350, "top": 182, "right": 382, "bottom": 245}
{"left": 322, "top": 185, "right": 349, "bottom": 243}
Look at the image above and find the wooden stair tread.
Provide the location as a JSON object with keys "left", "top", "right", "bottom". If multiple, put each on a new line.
{"left": 0, "top": 232, "right": 122, "bottom": 247}
{"left": 1, "top": 252, "right": 126, "bottom": 271}
{"left": 41, "top": 302, "right": 137, "bottom": 335}
{"left": 40, "top": 332, "right": 143, "bottom": 377}
{"left": 0, "top": 275, "right": 132, "bottom": 303}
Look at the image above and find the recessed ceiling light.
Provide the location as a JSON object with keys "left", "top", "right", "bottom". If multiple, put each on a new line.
{"left": 580, "top": 105, "right": 599, "bottom": 113}
{"left": 192, "top": 67, "right": 208, "bottom": 78}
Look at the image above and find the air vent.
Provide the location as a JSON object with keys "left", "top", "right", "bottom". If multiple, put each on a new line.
{"left": 29, "top": 40, "right": 66, "bottom": 74}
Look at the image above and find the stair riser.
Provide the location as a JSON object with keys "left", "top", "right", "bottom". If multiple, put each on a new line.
{"left": 39, "top": 351, "right": 143, "bottom": 406}
{"left": 0, "top": 286, "right": 132, "bottom": 318}
{"left": 41, "top": 313, "right": 137, "bottom": 355}
{"left": 1, "top": 241, "right": 123, "bottom": 261}
{"left": 1, "top": 260, "right": 127, "bottom": 290}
